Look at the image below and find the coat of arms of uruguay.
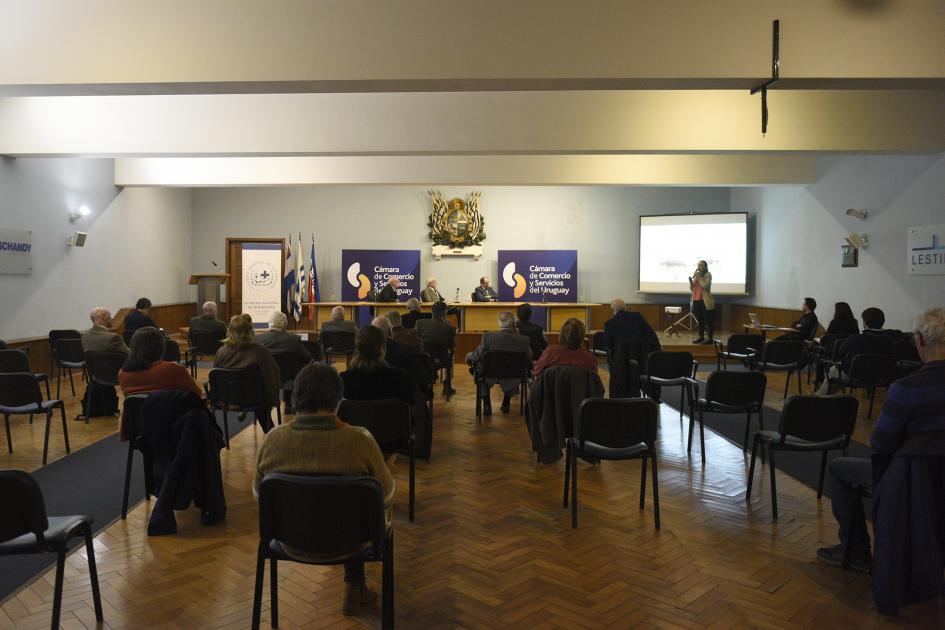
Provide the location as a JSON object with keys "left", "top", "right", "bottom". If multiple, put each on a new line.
{"left": 428, "top": 190, "right": 485, "bottom": 249}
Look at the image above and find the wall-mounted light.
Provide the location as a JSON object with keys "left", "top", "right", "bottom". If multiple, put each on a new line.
{"left": 845, "top": 208, "right": 869, "bottom": 220}
{"left": 845, "top": 233, "right": 869, "bottom": 249}
{"left": 68, "top": 205, "right": 91, "bottom": 223}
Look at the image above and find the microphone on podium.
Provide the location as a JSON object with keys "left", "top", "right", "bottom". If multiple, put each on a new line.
{"left": 211, "top": 260, "right": 225, "bottom": 272}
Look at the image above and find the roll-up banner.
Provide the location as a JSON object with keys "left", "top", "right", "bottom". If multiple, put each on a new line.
{"left": 242, "top": 243, "right": 282, "bottom": 329}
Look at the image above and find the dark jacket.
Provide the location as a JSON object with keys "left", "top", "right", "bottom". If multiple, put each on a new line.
{"left": 516, "top": 320, "right": 549, "bottom": 358}
{"left": 825, "top": 318, "right": 859, "bottom": 336}
{"left": 341, "top": 365, "right": 415, "bottom": 405}
{"left": 791, "top": 312, "right": 819, "bottom": 340}
{"left": 603, "top": 310, "right": 659, "bottom": 353}
{"left": 838, "top": 329, "right": 895, "bottom": 374}
{"left": 473, "top": 285, "right": 498, "bottom": 302}
{"left": 527, "top": 366, "right": 605, "bottom": 464}
{"left": 189, "top": 314, "right": 227, "bottom": 340}
{"left": 124, "top": 310, "right": 157, "bottom": 333}
{"left": 141, "top": 390, "right": 225, "bottom": 536}
{"left": 416, "top": 318, "right": 456, "bottom": 349}
{"left": 401, "top": 311, "right": 432, "bottom": 330}
{"left": 391, "top": 326, "right": 422, "bottom": 351}
{"left": 466, "top": 328, "right": 532, "bottom": 392}
{"left": 377, "top": 284, "right": 399, "bottom": 303}
{"left": 213, "top": 343, "right": 281, "bottom": 407}
{"left": 321, "top": 319, "right": 357, "bottom": 336}
{"left": 256, "top": 329, "right": 311, "bottom": 366}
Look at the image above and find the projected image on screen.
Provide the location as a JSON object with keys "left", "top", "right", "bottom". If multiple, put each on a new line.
{"left": 639, "top": 213, "right": 748, "bottom": 295}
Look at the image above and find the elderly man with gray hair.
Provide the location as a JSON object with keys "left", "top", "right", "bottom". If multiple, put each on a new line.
{"left": 401, "top": 297, "right": 432, "bottom": 330}
{"left": 256, "top": 311, "right": 312, "bottom": 412}
{"left": 817, "top": 307, "right": 945, "bottom": 593}
{"left": 189, "top": 301, "right": 227, "bottom": 341}
{"left": 466, "top": 311, "right": 532, "bottom": 415}
{"left": 82, "top": 306, "right": 129, "bottom": 354}
{"left": 321, "top": 305, "right": 358, "bottom": 335}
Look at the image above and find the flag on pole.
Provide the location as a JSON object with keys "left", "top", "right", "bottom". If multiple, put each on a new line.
{"left": 282, "top": 236, "right": 295, "bottom": 315}
{"left": 308, "top": 233, "right": 320, "bottom": 321}
{"left": 294, "top": 232, "right": 304, "bottom": 321}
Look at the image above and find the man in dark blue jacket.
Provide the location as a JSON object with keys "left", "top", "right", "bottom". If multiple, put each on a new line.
{"left": 603, "top": 299, "right": 660, "bottom": 352}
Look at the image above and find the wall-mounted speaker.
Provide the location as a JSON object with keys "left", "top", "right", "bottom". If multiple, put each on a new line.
{"left": 67, "top": 231, "right": 87, "bottom": 247}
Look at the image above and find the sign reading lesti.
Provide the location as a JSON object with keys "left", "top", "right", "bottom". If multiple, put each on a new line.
{"left": 908, "top": 224, "right": 945, "bottom": 276}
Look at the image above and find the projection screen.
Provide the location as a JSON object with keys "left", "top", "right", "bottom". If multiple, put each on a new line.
{"left": 638, "top": 213, "right": 748, "bottom": 295}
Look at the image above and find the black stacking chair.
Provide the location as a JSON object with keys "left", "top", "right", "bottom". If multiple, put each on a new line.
{"left": 415, "top": 351, "right": 436, "bottom": 417}
{"left": 750, "top": 339, "right": 805, "bottom": 398}
{"left": 590, "top": 331, "right": 609, "bottom": 357}
{"left": 270, "top": 352, "right": 303, "bottom": 417}
{"left": 474, "top": 351, "right": 532, "bottom": 421}
{"left": 892, "top": 338, "right": 922, "bottom": 380}
{"left": 120, "top": 394, "right": 154, "bottom": 519}
{"left": 185, "top": 330, "right": 223, "bottom": 378}
{"left": 48, "top": 329, "right": 81, "bottom": 396}
{"left": 207, "top": 368, "right": 278, "bottom": 448}
{"left": 0, "top": 373, "right": 70, "bottom": 465}
{"left": 713, "top": 333, "right": 763, "bottom": 371}
{"left": 811, "top": 333, "right": 851, "bottom": 387}
{"left": 252, "top": 474, "right": 394, "bottom": 630}
{"left": 564, "top": 398, "right": 660, "bottom": 530}
{"left": 53, "top": 337, "right": 86, "bottom": 399}
{"left": 841, "top": 354, "right": 896, "bottom": 419}
{"left": 84, "top": 351, "right": 126, "bottom": 423}
{"left": 747, "top": 394, "right": 858, "bottom": 519}
{"left": 0, "top": 470, "right": 104, "bottom": 630}
{"left": 162, "top": 338, "right": 182, "bottom": 363}
{"left": 421, "top": 341, "right": 454, "bottom": 400}
{"left": 320, "top": 330, "right": 356, "bottom": 366}
{"left": 301, "top": 339, "right": 323, "bottom": 363}
{"left": 685, "top": 370, "right": 767, "bottom": 464}
{"left": 640, "top": 351, "right": 696, "bottom": 421}
{"left": 0, "top": 349, "right": 51, "bottom": 401}
{"left": 338, "top": 399, "right": 416, "bottom": 522}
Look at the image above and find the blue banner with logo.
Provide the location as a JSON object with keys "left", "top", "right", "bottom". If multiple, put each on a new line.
{"left": 498, "top": 250, "right": 578, "bottom": 302}
{"left": 342, "top": 249, "right": 421, "bottom": 301}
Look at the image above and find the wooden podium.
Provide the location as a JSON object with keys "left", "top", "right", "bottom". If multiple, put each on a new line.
{"left": 189, "top": 273, "right": 229, "bottom": 315}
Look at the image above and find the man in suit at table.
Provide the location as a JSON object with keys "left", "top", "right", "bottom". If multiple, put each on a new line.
{"left": 421, "top": 277, "right": 460, "bottom": 316}
{"left": 82, "top": 307, "right": 130, "bottom": 354}
{"left": 321, "top": 306, "right": 358, "bottom": 335}
{"left": 376, "top": 276, "right": 401, "bottom": 303}
{"left": 401, "top": 298, "right": 432, "bottom": 330}
{"left": 473, "top": 276, "right": 499, "bottom": 302}
{"left": 466, "top": 311, "right": 532, "bottom": 415}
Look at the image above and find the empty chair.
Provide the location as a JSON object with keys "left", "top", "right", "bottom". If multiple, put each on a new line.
{"left": 0, "top": 348, "right": 51, "bottom": 400}
{"left": 53, "top": 337, "right": 85, "bottom": 399}
{"left": 0, "top": 470, "right": 104, "bottom": 630}
{"left": 185, "top": 329, "right": 223, "bottom": 378}
{"left": 685, "top": 370, "right": 767, "bottom": 464}
{"left": 207, "top": 368, "right": 278, "bottom": 448}
{"left": 713, "top": 333, "right": 763, "bottom": 371}
{"left": 48, "top": 329, "right": 81, "bottom": 394}
{"left": 590, "top": 331, "right": 609, "bottom": 357}
{"left": 564, "top": 398, "right": 660, "bottom": 529}
{"left": 747, "top": 394, "right": 858, "bottom": 519}
{"left": 271, "top": 351, "right": 304, "bottom": 415}
{"left": 83, "top": 351, "right": 126, "bottom": 422}
{"left": 0, "top": 373, "right": 70, "bottom": 465}
{"left": 474, "top": 350, "right": 531, "bottom": 421}
{"left": 640, "top": 351, "right": 696, "bottom": 421}
{"left": 338, "top": 399, "right": 416, "bottom": 522}
{"left": 162, "top": 338, "right": 182, "bottom": 363}
{"left": 841, "top": 353, "right": 896, "bottom": 419}
{"left": 750, "top": 339, "right": 805, "bottom": 398}
{"left": 252, "top": 474, "right": 394, "bottom": 630}
{"left": 320, "top": 330, "right": 356, "bottom": 366}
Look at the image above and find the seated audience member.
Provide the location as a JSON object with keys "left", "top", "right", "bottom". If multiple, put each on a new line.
{"left": 472, "top": 276, "right": 499, "bottom": 302}
{"left": 82, "top": 306, "right": 130, "bottom": 354}
{"left": 124, "top": 297, "right": 157, "bottom": 334}
{"left": 837, "top": 307, "right": 896, "bottom": 375}
{"left": 189, "top": 301, "right": 227, "bottom": 341}
{"left": 401, "top": 298, "right": 431, "bottom": 329}
{"left": 515, "top": 303, "right": 549, "bottom": 359}
{"left": 416, "top": 301, "right": 457, "bottom": 395}
{"left": 254, "top": 363, "right": 394, "bottom": 616}
{"left": 341, "top": 325, "right": 416, "bottom": 406}
{"left": 385, "top": 310, "right": 422, "bottom": 351}
{"left": 603, "top": 299, "right": 660, "bottom": 353}
{"left": 466, "top": 311, "right": 532, "bottom": 414}
{"left": 782, "top": 297, "right": 819, "bottom": 340}
{"left": 119, "top": 327, "right": 202, "bottom": 398}
{"left": 322, "top": 306, "right": 358, "bottom": 335}
{"left": 532, "top": 318, "right": 598, "bottom": 378}
{"left": 376, "top": 275, "right": 400, "bottom": 303}
{"left": 825, "top": 301, "right": 860, "bottom": 336}
{"left": 213, "top": 315, "right": 281, "bottom": 426}
{"left": 256, "top": 311, "right": 311, "bottom": 366}
{"left": 817, "top": 308, "right": 945, "bottom": 599}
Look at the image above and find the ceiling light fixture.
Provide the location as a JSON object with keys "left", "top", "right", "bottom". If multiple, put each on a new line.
{"left": 749, "top": 19, "right": 781, "bottom": 136}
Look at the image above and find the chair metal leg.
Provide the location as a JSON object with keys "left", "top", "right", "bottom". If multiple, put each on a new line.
{"left": 59, "top": 405, "right": 69, "bottom": 454}
{"left": 562, "top": 441, "right": 571, "bottom": 507}
{"left": 678, "top": 386, "right": 684, "bottom": 421}
{"left": 68, "top": 367, "right": 76, "bottom": 396}
{"left": 56, "top": 363, "right": 62, "bottom": 399}
{"left": 222, "top": 408, "right": 230, "bottom": 449}
{"left": 409, "top": 441, "right": 416, "bottom": 522}
{"left": 867, "top": 387, "right": 876, "bottom": 419}
{"left": 143, "top": 452, "right": 154, "bottom": 498}
{"left": 746, "top": 435, "right": 759, "bottom": 500}
{"left": 769, "top": 447, "right": 779, "bottom": 520}
{"left": 121, "top": 440, "right": 134, "bottom": 519}
{"left": 51, "top": 550, "right": 66, "bottom": 630}
{"left": 270, "top": 557, "right": 278, "bottom": 629}
{"left": 382, "top": 530, "right": 395, "bottom": 630}
{"left": 639, "top": 455, "right": 647, "bottom": 509}
{"left": 42, "top": 411, "right": 52, "bottom": 465}
{"left": 251, "top": 545, "right": 265, "bottom": 630}
{"left": 570, "top": 446, "right": 578, "bottom": 529}
{"left": 817, "top": 451, "right": 828, "bottom": 499}
{"left": 84, "top": 525, "right": 104, "bottom": 622}
{"left": 4, "top": 414, "right": 11, "bottom": 453}
{"left": 798, "top": 367, "right": 802, "bottom": 394}
{"left": 651, "top": 451, "right": 661, "bottom": 531}
{"left": 43, "top": 377, "right": 51, "bottom": 401}
{"left": 699, "top": 409, "right": 706, "bottom": 465}
{"left": 742, "top": 411, "right": 751, "bottom": 453}
{"left": 686, "top": 413, "right": 695, "bottom": 455}
{"left": 758, "top": 406, "right": 764, "bottom": 431}
{"left": 783, "top": 370, "right": 791, "bottom": 398}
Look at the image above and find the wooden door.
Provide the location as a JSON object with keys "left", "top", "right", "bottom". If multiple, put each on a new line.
{"left": 225, "top": 237, "right": 285, "bottom": 322}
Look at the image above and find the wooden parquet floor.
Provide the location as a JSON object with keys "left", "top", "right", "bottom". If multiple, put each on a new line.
{"left": 3, "top": 364, "right": 943, "bottom": 629}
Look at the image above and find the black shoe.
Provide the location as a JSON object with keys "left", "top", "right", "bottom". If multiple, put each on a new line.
{"left": 693, "top": 337, "right": 705, "bottom": 344}
{"left": 500, "top": 393, "right": 512, "bottom": 413}
{"left": 816, "top": 544, "right": 871, "bottom": 573}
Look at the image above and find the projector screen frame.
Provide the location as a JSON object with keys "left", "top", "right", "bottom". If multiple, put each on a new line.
{"left": 637, "top": 211, "right": 752, "bottom": 296}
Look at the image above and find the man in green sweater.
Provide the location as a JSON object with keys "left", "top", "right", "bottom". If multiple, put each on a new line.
{"left": 254, "top": 363, "right": 394, "bottom": 617}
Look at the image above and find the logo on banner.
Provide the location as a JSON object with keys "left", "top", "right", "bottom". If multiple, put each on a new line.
{"left": 501, "top": 262, "right": 528, "bottom": 299}
{"left": 908, "top": 225, "right": 945, "bottom": 276}
{"left": 247, "top": 261, "right": 277, "bottom": 289}
{"left": 346, "top": 262, "right": 372, "bottom": 300}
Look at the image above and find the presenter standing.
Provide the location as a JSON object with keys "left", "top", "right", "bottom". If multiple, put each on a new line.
{"left": 689, "top": 260, "right": 715, "bottom": 344}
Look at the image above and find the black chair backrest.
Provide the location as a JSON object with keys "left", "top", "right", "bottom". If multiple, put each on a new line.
{"left": 779, "top": 395, "right": 858, "bottom": 445}
{"left": 761, "top": 340, "right": 804, "bottom": 366}
{"left": 337, "top": 399, "right": 412, "bottom": 451}
{"left": 48, "top": 329, "right": 81, "bottom": 357}
{"left": 122, "top": 330, "right": 135, "bottom": 346}
{"left": 479, "top": 351, "right": 531, "bottom": 380}
{"left": 414, "top": 352, "right": 436, "bottom": 388}
{"left": 576, "top": 397, "right": 658, "bottom": 449}
{"left": 591, "top": 331, "right": 608, "bottom": 353}
{"left": 301, "top": 339, "right": 323, "bottom": 362}
{"left": 271, "top": 352, "right": 302, "bottom": 384}
{"left": 0, "top": 470, "right": 49, "bottom": 543}
{"left": 819, "top": 333, "right": 850, "bottom": 356}
{"left": 704, "top": 370, "right": 767, "bottom": 407}
{"left": 320, "top": 330, "right": 356, "bottom": 353}
{"left": 615, "top": 339, "right": 659, "bottom": 373}
{"left": 163, "top": 339, "right": 181, "bottom": 362}
{"left": 0, "top": 340, "right": 6, "bottom": 350}
{"left": 645, "top": 351, "right": 694, "bottom": 379}
{"left": 55, "top": 338, "right": 86, "bottom": 364}
{"left": 849, "top": 353, "right": 897, "bottom": 385}
{"left": 121, "top": 394, "right": 150, "bottom": 441}
{"left": 892, "top": 339, "right": 920, "bottom": 363}
{"left": 208, "top": 368, "right": 270, "bottom": 409}
{"left": 0, "top": 373, "right": 44, "bottom": 407}
{"left": 421, "top": 341, "right": 451, "bottom": 368}
{"left": 0, "top": 349, "right": 31, "bottom": 374}
{"left": 258, "top": 473, "right": 386, "bottom": 556}
{"left": 85, "top": 351, "right": 126, "bottom": 385}
{"left": 189, "top": 329, "right": 223, "bottom": 354}
{"left": 726, "top": 333, "right": 764, "bottom": 355}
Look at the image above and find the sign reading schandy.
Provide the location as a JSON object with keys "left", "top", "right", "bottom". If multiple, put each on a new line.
{"left": 342, "top": 250, "right": 421, "bottom": 301}
{"left": 0, "top": 226, "right": 32, "bottom": 274}
{"left": 498, "top": 250, "right": 578, "bottom": 302}
{"left": 242, "top": 243, "right": 282, "bottom": 328}
{"left": 908, "top": 224, "right": 945, "bottom": 276}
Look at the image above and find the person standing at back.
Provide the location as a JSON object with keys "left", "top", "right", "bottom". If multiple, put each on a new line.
{"left": 124, "top": 297, "right": 157, "bottom": 334}
{"left": 689, "top": 260, "right": 715, "bottom": 344}
{"left": 603, "top": 299, "right": 660, "bottom": 352}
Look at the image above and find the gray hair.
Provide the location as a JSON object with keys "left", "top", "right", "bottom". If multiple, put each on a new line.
{"left": 610, "top": 298, "right": 626, "bottom": 314}
{"left": 426, "top": 277, "right": 437, "bottom": 287}
{"left": 384, "top": 310, "right": 403, "bottom": 327}
{"left": 202, "top": 301, "right": 217, "bottom": 315}
{"left": 498, "top": 311, "right": 515, "bottom": 329}
{"left": 269, "top": 311, "right": 288, "bottom": 330}
{"left": 371, "top": 316, "right": 392, "bottom": 336}
{"left": 405, "top": 298, "right": 420, "bottom": 312}
{"left": 914, "top": 307, "right": 945, "bottom": 347}
{"left": 89, "top": 306, "right": 110, "bottom": 324}
{"left": 331, "top": 305, "right": 345, "bottom": 321}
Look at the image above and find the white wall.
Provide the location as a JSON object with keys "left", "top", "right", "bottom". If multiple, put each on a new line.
{"left": 731, "top": 153, "right": 945, "bottom": 330}
{"left": 190, "top": 186, "right": 731, "bottom": 304}
{"left": 0, "top": 157, "right": 193, "bottom": 339}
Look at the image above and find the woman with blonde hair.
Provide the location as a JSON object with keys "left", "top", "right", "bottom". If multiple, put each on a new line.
{"left": 213, "top": 314, "right": 281, "bottom": 413}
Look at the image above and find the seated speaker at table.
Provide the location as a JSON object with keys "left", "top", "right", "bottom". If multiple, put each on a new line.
{"left": 376, "top": 276, "right": 401, "bottom": 302}
{"left": 472, "top": 276, "right": 498, "bottom": 302}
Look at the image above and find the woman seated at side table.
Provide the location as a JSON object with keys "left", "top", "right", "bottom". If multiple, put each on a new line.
{"left": 532, "top": 318, "right": 598, "bottom": 378}
{"left": 119, "top": 326, "right": 203, "bottom": 397}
